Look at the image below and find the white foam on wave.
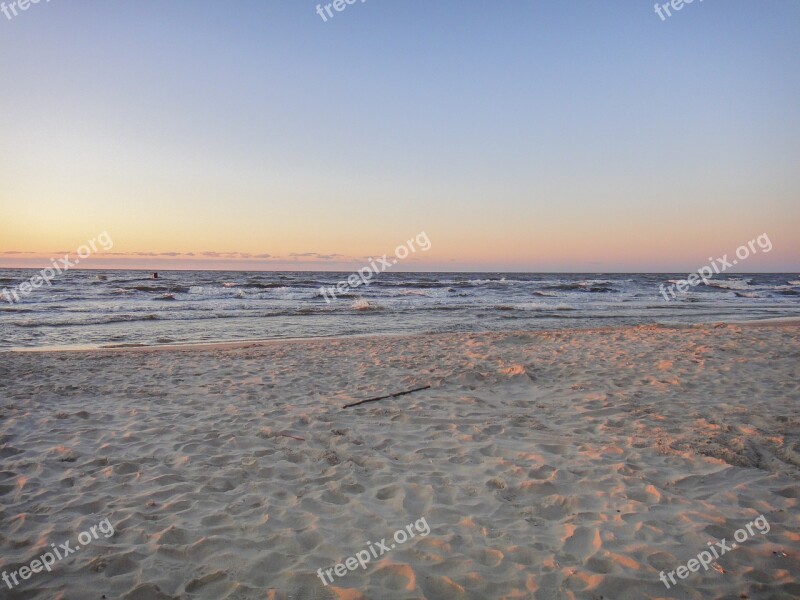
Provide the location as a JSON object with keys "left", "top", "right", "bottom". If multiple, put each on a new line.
{"left": 514, "top": 302, "right": 576, "bottom": 311}
{"left": 704, "top": 278, "right": 752, "bottom": 291}
{"left": 189, "top": 286, "right": 246, "bottom": 298}
{"left": 351, "top": 299, "right": 382, "bottom": 311}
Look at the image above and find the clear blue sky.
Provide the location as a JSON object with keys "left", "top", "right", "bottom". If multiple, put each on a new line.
{"left": 1, "top": 1, "right": 798, "bottom": 271}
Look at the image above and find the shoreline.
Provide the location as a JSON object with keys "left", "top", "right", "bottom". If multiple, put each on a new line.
{"left": 5, "top": 315, "right": 800, "bottom": 354}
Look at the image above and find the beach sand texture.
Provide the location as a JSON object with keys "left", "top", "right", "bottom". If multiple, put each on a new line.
{"left": 1, "top": 323, "right": 799, "bottom": 599}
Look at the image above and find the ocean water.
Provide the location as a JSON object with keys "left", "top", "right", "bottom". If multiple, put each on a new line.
{"left": 1, "top": 270, "right": 799, "bottom": 349}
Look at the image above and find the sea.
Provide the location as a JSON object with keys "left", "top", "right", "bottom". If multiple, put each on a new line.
{"left": 1, "top": 270, "right": 799, "bottom": 350}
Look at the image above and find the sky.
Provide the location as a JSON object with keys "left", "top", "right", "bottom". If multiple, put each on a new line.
{"left": 1, "top": 0, "right": 798, "bottom": 272}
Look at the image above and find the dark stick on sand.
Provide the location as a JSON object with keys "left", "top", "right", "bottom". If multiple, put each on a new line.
{"left": 274, "top": 433, "right": 305, "bottom": 441}
{"left": 342, "top": 385, "right": 431, "bottom": 409}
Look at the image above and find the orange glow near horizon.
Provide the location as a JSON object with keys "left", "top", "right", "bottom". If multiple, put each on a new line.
{"left": 1, "top": 224, "right": 798, "bottom": 272}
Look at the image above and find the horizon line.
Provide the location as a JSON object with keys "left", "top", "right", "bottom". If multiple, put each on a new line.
{"left": 0, "top": 266, "right": 798, "bottom": 275}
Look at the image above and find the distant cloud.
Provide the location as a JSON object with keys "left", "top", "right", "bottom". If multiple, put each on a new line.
{"left": 1, "top": 249, "right": 353, "bottom": 263}
{"left": 289, "top": 252, "right": 342, "bottom": 260}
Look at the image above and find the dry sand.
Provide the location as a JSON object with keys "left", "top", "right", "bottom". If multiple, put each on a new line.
{"left": 0, "top": 322, "right": 798, "bottom": 599}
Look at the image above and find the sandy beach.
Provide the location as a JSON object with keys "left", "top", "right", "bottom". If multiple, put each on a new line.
{"left": 4, "top": 1, "right": 799, "bottom": 597}
{"left": 1, "top": 322, "right": 798, "bottom": 599}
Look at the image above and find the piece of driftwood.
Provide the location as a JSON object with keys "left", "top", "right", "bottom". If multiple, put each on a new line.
{"left": 342, "top": 385, "right": 431, "bottom": 409}
{"left": 275, "top": 433, "right": 305, "bottom": 441}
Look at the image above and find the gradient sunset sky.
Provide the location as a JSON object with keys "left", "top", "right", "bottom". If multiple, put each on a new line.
{"left": 1, "top": 1, "right": 798, "bottom": 272}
